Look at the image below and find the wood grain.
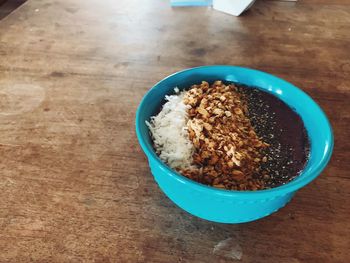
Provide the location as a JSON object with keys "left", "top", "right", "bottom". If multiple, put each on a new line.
{"left": 0, "top": 0, "right": 349, "bottom": 262}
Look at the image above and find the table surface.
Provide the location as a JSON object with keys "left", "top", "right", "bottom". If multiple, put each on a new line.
{"left": 0, "top": 0, "right": 349, "bottom": 262}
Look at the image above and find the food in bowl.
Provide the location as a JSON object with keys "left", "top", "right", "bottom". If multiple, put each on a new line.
{"left": 136, "top": 65, "right": 333, "bottom": 223}
{"left": 147, "top": 81, "right": 309, "bottom": 191}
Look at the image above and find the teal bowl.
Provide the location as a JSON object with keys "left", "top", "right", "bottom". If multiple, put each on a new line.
{"left": 135, "top": 65, "right": 333, "bottom": 223}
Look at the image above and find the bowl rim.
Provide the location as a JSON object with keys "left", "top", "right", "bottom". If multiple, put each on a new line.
{"left": 135, "top": 65, "right": 334, "bottom": 198}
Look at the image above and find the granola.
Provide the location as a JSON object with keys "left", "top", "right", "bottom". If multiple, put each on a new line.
{"left": 180, "top": 81, "right": 269, "bottom": 190}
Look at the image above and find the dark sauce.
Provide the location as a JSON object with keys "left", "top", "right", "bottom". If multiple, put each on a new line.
{"left": 238, "top": 84, "right": 310, "bottom": 188}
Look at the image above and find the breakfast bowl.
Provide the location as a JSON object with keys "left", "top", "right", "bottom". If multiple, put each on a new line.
{"left": 135, "top": 65, "right": 333, "bottom": 223}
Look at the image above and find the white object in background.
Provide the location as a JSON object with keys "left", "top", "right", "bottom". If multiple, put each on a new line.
{"left": 170, "top": 0, "right": 211, "bottom": 6}
{"left": 213, "top": 0, "right": 256, "bottom": 16}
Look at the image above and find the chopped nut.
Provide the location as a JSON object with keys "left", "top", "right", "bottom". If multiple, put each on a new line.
{"left": 253, "top": 140, "right": 263, "bottom": 147}
{"left": 234, "top": 108, "right": 243, "bottom": 115}
{"left": 213, "top": 184, "right": 225, "bottom": 189}
{"left": 232, "top": 170, "right": 245, "bottom": 180}
{"left": 213, "top": 108, "right": 224, "bottom": 116}
{"left": 200, "top": 150, "right": 210, "bottom": 159}
{"left": 203, "top": 123, "right": 212, "bottom": 131}
{"left": 181, "top": 81, "right": 268, "bottom": 191}
{"left": 225, "top": 111, "right": 232, "bottom": 117}
{"left": 198, "top": 107, "right": 209, "bottom": 118}
{"left": 249, "top": 130, "right": 256, "bottom": 137}
{"left": 232, "top": 170, "right": 244, "bottom": 176}
{"left": 208, "top": 141, "right": 215, "bottom": 148}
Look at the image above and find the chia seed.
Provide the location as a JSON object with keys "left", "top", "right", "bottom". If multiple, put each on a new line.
{"left": 237, "top": 84, "right": 310, "bottom": 188}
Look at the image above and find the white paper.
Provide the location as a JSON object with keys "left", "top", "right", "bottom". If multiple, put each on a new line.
{"left": 213, "top": 0, "right": 256, "bottom": 16}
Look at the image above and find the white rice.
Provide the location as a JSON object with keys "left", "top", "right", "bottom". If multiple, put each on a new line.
{"left": 146, "top": 89, "right": 194, "bottom": 170}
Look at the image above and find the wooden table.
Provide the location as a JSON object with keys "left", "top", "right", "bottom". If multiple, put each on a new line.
{"left": 0, "top": 0, "right": 349, "bottom": 262}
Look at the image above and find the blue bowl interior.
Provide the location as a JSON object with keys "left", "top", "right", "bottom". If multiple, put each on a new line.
{"left": 136, "top": 65, "right": 333, "bottom": 196}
